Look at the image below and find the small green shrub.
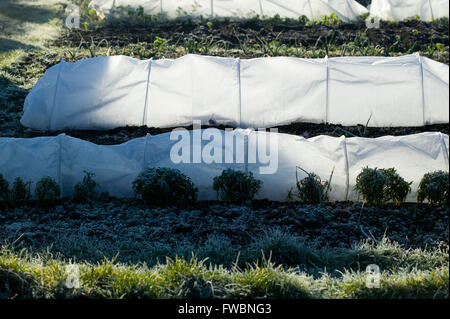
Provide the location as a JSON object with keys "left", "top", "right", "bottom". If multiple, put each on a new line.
{"left": 35, "top": 176, "right": 61, "bottom": 206}
{"left": 355, "top": 167, "right": 412, "bottom": 205}
{"left": 289, "top": 167, "right": 332, "bottom": 204}
{"left": 73, "top": 171, "right": 99, "bottom": 204}
{"left": 132, "top": 168, "right": 198, "bottom": 206}
{"left": 0, "top": 174, "right": 9, "bottom": 203}
{"left": 295, "top": 174, "right": 329, "bottom": 204}
{"left": 213, "top": 169, "right": 261, "bottom": 204}
{"left": 355, "top": 167, "right": 386, "bottom": 205}
{"left": 11, "top": 177, "right": 32, "bottom": 204}
{"left": 380, "top": 168, "right": 412, "bottom": 204}
{"left": 417, "top": 171, "right": 449, "bottom": 205}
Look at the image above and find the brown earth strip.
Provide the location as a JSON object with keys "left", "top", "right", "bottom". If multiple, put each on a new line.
{"left": 0, "top": 200, "right": 447, "bottom": 266}
{"left": 22, "top": 123, "right": 449, "bottom": 145}
{"left": 54, "top": 19, "right": 449, "bottom": 54}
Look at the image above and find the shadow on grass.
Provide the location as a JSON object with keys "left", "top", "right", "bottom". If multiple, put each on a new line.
{"left": 0, "top": 0, "right": 62, "bottom": 52}
{"left": 0, "top": 0, "right": 56, "bottom": 22}
{"left": 0, "top": 73, "right": 27, "bottom": 139}
{"left": 0, "top": 38, "right": 38, "bottom": 53}
{"left": 0, "top": 73, "right": 27, "bottom": 102}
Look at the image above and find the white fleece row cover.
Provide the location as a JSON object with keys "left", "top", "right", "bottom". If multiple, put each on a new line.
{"left": 21, "top": 54, "right": 449, "bottom": 131}
{"left": 369, "top": 0, "right": 449, "bottom": 21}
{"left": 88, "top": 0, "right": 368, "bottom": 21}
{"left": 0, "top": 131, "right": 448, "bottom": 202}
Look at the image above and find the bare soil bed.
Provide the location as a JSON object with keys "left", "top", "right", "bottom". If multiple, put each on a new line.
{"left": 0, "top": 200, "right": 447, "bottom": 267}
{"left": 21, "top": 123, "right": 449, "bottom": 145}
{"left": 55, "top": 18, "right": 449, "bottom": 56}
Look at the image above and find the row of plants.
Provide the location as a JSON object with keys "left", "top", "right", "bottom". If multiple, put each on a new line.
{"left": 0, "top": 167, "right": 448, "bottom": 208}
{"left": 62, "top": 33, "right": 449, "bottom": 62}
{"left": 75, "top": 0, "right": 449, "bottom": 28}
{"left": 0, "top": 172, "right": 101, "bottom": 208}
{"left": 76, "top": 1, "right": 350, "bottom": 28}
{"left": 290, "top": 167, "right": 448, "bottom": 206}
{"left": 69, "top": 2, "right": 448, "bottom": 63}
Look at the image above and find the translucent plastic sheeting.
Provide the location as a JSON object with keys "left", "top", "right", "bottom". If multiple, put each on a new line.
{"left": 369, "top": 0, "right": 449, "bottom": 21}
{"left": 88, "top": 0, "right": 368, "bottom": 21}
{"left": 0, "top": 131, "right": 448, "bottom": 202}
{"left": 21, "top": 54, "right": 449, "bottom": 131}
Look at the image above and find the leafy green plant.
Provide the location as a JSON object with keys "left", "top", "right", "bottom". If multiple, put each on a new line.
{"left": 132, "top": 168, "right": 198, "bottom": 206}
{"left": 35, "top": 176, "right": 61, "bottom": 207}
{"left": 73, "top": 171, "right": 99, "bottom": 204}
{"left": 289, "top": 167, "right": 333, "bottom": 204}
{"left": 355, "top": 167, "right": 386, "bottom": 205}
{"left": 417, "top": 171, "right": 449, "bottom": 205}
{"left": 11, "top": 177, "right": 32, "bottom": 204}
{"left": 153, "top": 36, "right": 169, "bottom": 52}
{"left": 380, "top": 168, "right": 412, "bottom": 204}
{"left": 213, "top": 169, "right": 261, "bottom": 204}
{"left": 312, "top": 13, "right": 342, "bottom": 26}
{"left": 355, "top": 167, "right": 412, "bottom": 205}
{"left": 296, "top": 174, "right": 328, "bottom": 204}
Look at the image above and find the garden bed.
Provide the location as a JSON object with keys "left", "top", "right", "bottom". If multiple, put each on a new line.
{"left": 22, "top": 123, "right": 449, "bottom": 145}
{"left": 0, "top": 200, "right": 447, "bottom": 266}
{"left": 1, "top": 15, "right": 447, "bottom": 140}
{"left": 0, "top": 0, "right": 448, "bottom": 300}
{"left": 55, "top": 19, "right": 449, "bottom": 57}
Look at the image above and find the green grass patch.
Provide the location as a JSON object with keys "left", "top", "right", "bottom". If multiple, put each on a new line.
{"left": 0, "top": 242, "right": 448, "bottom": 299}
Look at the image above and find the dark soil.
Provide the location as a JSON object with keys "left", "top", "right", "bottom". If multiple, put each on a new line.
{"left": 356, "top": 0, "right": 371, "bottom": 6}
{"left": 275, "top": 122, "right": 449, "bottom": 139}
{"left": 55, "top": 18, "right": 449, "bottom": 54}
{"left": 24, "top": 123, "right": 449, "bottom": 145}
{"left": 0, "top": 200, "right": 447, "bottom": 257}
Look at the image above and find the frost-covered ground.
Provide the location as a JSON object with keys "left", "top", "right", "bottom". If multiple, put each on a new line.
{"left": 1, "top": 200, "right": 447, "bottom": 267}
{"left": 1, "top": 199, "right": 448, "bottom": 299}
{"left": 0, "top": 0, "right": 449, "bottom": 299}
{"left": 0, "top": 0, "right": 68, "bottom": 51}
{"left": 0, "top": 0, "right": 69, "bottom": 138}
